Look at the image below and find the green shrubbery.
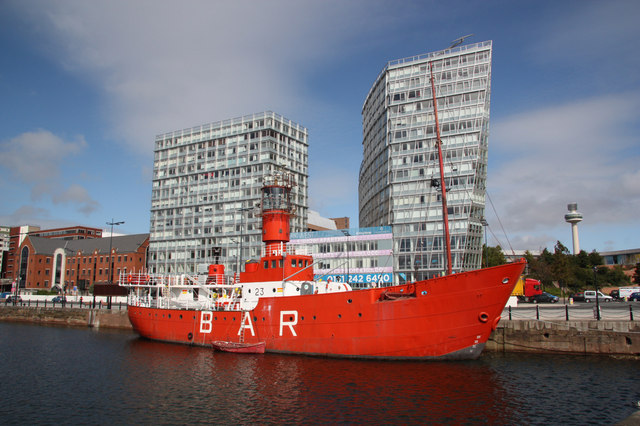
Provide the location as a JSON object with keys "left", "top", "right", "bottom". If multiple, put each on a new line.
{"left": 484, "top": 241, "right": 633, "bottom": 293}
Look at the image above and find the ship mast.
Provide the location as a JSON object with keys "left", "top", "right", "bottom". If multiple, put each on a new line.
{"left": 429, "top": 60, "right": 453, "bottom": 276}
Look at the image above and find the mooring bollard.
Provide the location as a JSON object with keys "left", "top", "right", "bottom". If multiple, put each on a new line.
{"left": 508, "top": 305, "right": 512, "bottom": 320}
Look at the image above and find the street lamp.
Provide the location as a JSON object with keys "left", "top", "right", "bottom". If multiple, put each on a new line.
{"left": 237, "top": 206, "right": 255, "bottom": 273}
{"left": 480, "top": 218, "right": 488, "bottom": 268}
{"left": 593, "top": 266, "right": 601, "bottom": 321}
{"left": 106, "top": 219, "right": 125, "bottom": 284}
{"left": 341, "top": 230, "right": 351, "bottom": 284}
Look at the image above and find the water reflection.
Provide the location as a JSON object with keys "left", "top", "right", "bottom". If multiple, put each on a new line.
{"left": 1, "top": 323, "right": 638, "bottom": 425}
{"left": 122, "top": 338, "right": 515, "bottom": 424}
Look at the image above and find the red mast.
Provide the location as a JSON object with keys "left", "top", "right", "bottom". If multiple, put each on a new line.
{"left": 429, "top": 61, "right": 453, "bottom": 276}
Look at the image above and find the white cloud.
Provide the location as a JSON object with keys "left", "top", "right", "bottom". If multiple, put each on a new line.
{"left": 52, "top": 184, "right": 101, "bottom": 215}
{"left": 0, "top": 205, "right": 51, "bottom": 227}
{"left": 14, "top": 0, "right": 376, "bottom": 155}
{"left": 488, "top": 92, "right": 640, "bottom": 249}
{"left": 0, "top": 130, "right": 86, "bottom": 199}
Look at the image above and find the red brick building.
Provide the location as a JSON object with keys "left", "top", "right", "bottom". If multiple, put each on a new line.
{"left": 3, "top": 225, "right": 103, "bottom": 282}
{"left": 28, "top": 225, "right": 103, "bottom": 240}
{"left": 14, "top": 233, "right": 149, "bottom": 295}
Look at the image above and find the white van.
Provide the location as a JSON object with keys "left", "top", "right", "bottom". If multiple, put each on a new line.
{"left": 618, "top": 287, "right": 640, "bottom": 299}
{"left": 583, "top": 290, "right": 613, "bottom": 302}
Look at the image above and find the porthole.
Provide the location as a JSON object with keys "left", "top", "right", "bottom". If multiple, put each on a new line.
{"left": 502, "top": 278, "right": 510, "bottom": 284}
{"left": 179, "top": 314, "right": 183, "bottom": 319}
{"left": 254, "top": 316, "right": 258, "bottom": 322}
{"left": 348, "top": 299, "right": 352, "bottom": 304}
{"left": 168, "top": 314, "right": 171, "bottom": 319}
{"left": 338, "top": 314, "right": 342, "bottom": 319}
{"left": 313, "top": 315, "right": 316, "bottom": 320}
{"left": 358, "top": 313, "right": 362, "bottom": 317}
{"left": 273, "top": 288, "right": 276, "bottom": 293}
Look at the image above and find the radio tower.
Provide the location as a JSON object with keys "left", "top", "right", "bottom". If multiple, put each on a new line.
{"left": 564, "top": 203, "right": 583, "bottom": 255}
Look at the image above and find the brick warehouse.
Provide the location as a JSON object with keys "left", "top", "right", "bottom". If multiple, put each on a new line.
{"left": 3, "top": 225, "right": 103, "bottom": 281}
{"left": 12, "top": 234, "right": 149, "bottom": 294}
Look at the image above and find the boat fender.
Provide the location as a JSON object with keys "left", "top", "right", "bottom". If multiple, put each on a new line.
{"left": 491, "top": 316, "right": 501, "bottom": 331}
{"left": 187, "top": 332, "right": 193, "bottom": 341}
{"left": 478, "top": 312, "right": 489, "bottom": 323}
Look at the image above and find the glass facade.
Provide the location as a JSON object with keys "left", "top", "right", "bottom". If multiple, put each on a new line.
{"left": 359, "top": 41, "right": 492, "bottom": 281}
{"left": 290, "top": 227, "right": 394, "bottom": 288}
{"left": 149, "top": 111, "right": 309, "bottom": 274}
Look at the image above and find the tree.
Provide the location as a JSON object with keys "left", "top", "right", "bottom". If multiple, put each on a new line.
{"left": 482, "top": 244, "right": 506, "bottom": 267}
{"left": 522, "top": 242, "right": 609, "bottom": 292}
{"left": 587, "top": 250, "right": 603, "bottom": 267}
{"left": 602, "top": 266, "right": 628, "bottom": 286}
{"left": 527, "top": 248, "right": 555, "bottom": 287}
{"left": 633, "top": 263, "right": 640, "bottom": 285}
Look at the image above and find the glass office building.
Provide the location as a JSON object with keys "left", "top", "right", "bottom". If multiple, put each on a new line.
{"left": 149, "top": 112, "right": 309, "bottom": 274}
{"left": 359, "top": 41, "right": 492, "bottom": 281}
{"left": 290, "top": 226, "right": 394, "bottom": 288}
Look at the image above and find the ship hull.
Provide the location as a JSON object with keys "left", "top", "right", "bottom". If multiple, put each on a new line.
{"left": 127, "top": 261, "right": 525, "bottom": 360}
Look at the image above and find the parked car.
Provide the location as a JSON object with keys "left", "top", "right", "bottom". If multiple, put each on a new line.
{"left": 531, "top": 292, "right": 559, "bottom": 304}
{"left": 570, "top": 292, "right": 585, "bottom": 302}
{"left": 583, "top": 290, "right": 613, "bottom": 302}
{"left": 629, "top": 292, "right": 640, "bottom": 302}
{"left": 5, "top": 295, "right": 22, "bottom": 304}
{"left": 52, "top": 296, "right": 67, "bottom": 303}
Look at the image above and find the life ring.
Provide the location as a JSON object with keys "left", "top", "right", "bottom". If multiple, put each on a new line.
{"left": 478, "top": 312, "right": 489, "bottom": 323}
{"left": 127, "top": 275, "right": 132, "bottom": 283}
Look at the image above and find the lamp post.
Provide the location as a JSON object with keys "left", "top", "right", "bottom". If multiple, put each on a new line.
{"left": 237, "top": 206, "right": 254, "bottom": 273}
{"left": 480, "top": 218, "right": 488, "bottom": 268}
{"left": 341, "top": 230, "right": 351, "bottom": 284}
{"left": 104, "top": 219, "right": 124, "bottom": 310}
{"left": 593, "top": 266, "right": 601, "bottom": 321}
{"left": 229, "top": 239, "right": 240, "bottom": 276}
{"left": 106, "top": 219, "right": 125, "bottom": 284}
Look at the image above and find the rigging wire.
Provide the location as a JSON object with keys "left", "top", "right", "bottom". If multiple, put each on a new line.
{"left": 486, "top": 191, "right": 515, "bottom": 255}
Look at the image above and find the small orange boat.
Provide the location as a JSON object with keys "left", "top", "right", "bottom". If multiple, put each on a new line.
{"left": 212, "top": 341, "right": 266, "bottom": 354}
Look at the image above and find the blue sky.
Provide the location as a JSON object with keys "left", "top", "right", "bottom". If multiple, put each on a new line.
{"left": 1, "top": 0, "right": 638, "bottom": 253}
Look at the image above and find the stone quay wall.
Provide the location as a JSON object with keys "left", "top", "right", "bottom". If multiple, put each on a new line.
{"left": 0, "top": 306, "right": 132, "bottom": 330}
{"left": 487, "top": 319, "right": 640, "bottom": 356}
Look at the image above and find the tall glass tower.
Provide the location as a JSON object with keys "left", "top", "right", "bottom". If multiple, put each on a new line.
{"left": 149, "top": 111, "right": 308, "bottom": 275}
{"left": 359, "top": 41, "right": 492, "bottom": 281}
